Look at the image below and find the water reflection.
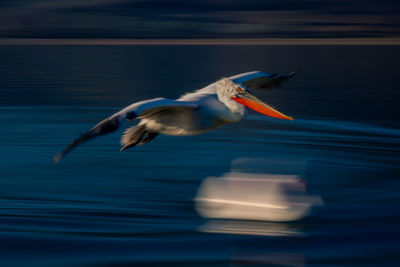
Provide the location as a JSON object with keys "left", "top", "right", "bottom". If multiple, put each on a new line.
{"left": 199, "top": 220, "right": 303, "bottom": 237}
{"left": 230, "top": 253, "right": 305, "bottom": 267}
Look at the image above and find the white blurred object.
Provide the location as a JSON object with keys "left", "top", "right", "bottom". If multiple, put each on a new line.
{"left": 196, "top": 172, "right": 322, "bottom": 222}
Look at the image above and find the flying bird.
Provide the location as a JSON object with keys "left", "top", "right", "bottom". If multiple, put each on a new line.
{"left": 54, "top": 70, "right": 297, "bottom": 163}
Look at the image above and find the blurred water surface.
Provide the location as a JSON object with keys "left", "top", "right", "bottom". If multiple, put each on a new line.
{"left": 0, "top": 45, "right": 399, "bottom": 266}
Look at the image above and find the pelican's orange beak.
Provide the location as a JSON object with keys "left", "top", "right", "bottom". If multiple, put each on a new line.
{"left": 232, "top": 89, "right": 293, "bottom": 120}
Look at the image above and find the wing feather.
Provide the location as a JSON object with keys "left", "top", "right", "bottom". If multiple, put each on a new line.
{"left": 230, "top": 69, "right": 299, "bottom": 90}
{"left": 54, "top": 98, "right": 197, "bottom": 162}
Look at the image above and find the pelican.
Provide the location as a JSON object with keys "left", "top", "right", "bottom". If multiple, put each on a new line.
{"left": 54, "top": 70, "right": 297, "bottom": 163}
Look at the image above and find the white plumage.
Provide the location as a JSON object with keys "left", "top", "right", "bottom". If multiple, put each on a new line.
{"left": 54, "top": 70, "right": 297, "bottom": 162}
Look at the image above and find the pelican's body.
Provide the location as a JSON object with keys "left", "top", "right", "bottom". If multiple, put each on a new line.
{"left": 141, "top": 79, "right": 246, "bottom": 136}
{"left": 54, "top": 70, "right": 297, "bottom": 162}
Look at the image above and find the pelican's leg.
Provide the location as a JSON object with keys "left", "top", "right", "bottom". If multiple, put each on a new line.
{"left": 120, "top": 124, "right": 147, "bottom": 151}
{"left": 120, "top": 132, "right": 158, "bottom": 151}
{"left": 120, "top": 137, "right": 144, "bottom": 151}
{"left": 138, "top": 132, "right": 159, "bottom": 146}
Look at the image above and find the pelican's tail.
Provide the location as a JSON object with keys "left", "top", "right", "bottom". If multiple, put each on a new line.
{"left": 120, "top": 125, "right": 158, "bottom": 151}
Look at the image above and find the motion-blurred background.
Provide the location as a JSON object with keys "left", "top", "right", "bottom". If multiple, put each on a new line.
{"left": 0, "top": 0, "right": 399, "bottom": 39}
{"left": 0, "top": 1, "right": 399, "bottom": 267}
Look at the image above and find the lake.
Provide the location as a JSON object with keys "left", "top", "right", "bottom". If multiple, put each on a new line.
{"left": 0, "top": 45, "right": 399, "bottom": 266}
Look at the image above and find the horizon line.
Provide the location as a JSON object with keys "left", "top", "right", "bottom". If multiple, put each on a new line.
{"left": 1, "top": 37, "right": 400, "bottom": 45}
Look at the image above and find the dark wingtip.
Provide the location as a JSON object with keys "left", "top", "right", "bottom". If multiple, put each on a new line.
{"left": 52, "top": 132, "right": 92, "bottom": 164}
{"left": 54, "top": 146, "right": 71, "bottom": 163}
{"left": 287, "top": 67, "right": 300, "bottom": 78}
{"left": 53, "top": 116, "right": 122, "bottom": 163}
{"left": 53, "top": 152, "right": 63, "bottom": 164}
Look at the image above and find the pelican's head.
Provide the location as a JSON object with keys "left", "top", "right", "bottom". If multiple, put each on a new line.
{"left": 216, "top": 78, "right": 293, "bottom": 120}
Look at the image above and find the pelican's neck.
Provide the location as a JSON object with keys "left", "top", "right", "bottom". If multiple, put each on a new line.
{"left": 216, "top": 78, "right": 246, "bottom": 116}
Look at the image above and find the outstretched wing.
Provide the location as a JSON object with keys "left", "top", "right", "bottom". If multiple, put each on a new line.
{"left": 230, "top": 69, "right": 299, "bottom": 90}
{"left": 54, "top": 98, "right": 197, "bottom": 163}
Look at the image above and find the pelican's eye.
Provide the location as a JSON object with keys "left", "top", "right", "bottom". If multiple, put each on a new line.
{"left": 236, "top": 87, "right": 245, "bottom": 93}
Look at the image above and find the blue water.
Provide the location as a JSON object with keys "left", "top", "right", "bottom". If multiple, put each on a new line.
{"left": 0, "top": 45, "right": 399, "bottom": 266}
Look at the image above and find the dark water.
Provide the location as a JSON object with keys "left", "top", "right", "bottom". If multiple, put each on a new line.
{"left": 0, "top": 45, "right": 399, "bottom": 266}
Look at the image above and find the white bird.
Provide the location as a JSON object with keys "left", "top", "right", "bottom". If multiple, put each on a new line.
{"left": 54, "top": 70, "right": 297, "bottom": 162}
